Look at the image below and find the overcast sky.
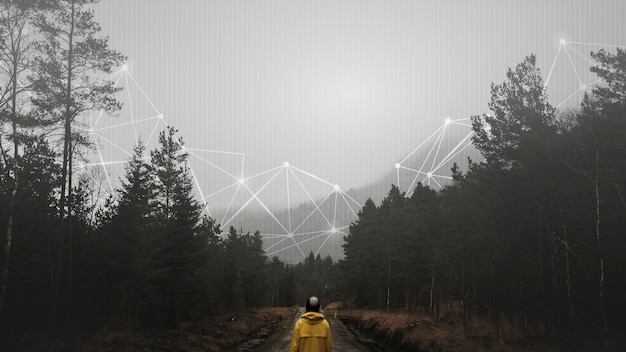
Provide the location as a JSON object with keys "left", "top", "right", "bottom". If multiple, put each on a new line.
{"left": 92, "top": 0, "right": 625, "bottom": 199}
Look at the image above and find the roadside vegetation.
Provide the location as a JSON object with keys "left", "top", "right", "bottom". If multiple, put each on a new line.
{"left": 335, "top": 51, "right": 626, "bottom": 351}
{"left": 337, "top": 307, "right": 564, "bottom": 352}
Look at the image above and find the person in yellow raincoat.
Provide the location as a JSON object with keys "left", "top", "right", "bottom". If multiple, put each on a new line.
{"left": 290, "top": 296, "right": 333, "bottom": 352}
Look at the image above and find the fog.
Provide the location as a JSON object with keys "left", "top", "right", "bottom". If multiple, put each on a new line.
{"left": 87, "top": 0, "right": 626, "bottom": 262}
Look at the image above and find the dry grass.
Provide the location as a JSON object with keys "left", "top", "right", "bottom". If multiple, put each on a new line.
{"left": 337, "top": 307, "right": 564, "bottom": 352}
{"left": 18, "top": 307, "right": 296, "bottom": 352}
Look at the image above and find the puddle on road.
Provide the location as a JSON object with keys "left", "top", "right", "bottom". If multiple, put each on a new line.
{"left": 232, "top": 328, "right": 270, "bottom": 352}
{"left": 231, "top": 327, "right": 270, "bottom": 351}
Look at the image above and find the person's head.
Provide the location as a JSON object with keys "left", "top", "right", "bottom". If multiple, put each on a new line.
{"left": 305, "top": 296, "right": 320, "bottom": 312}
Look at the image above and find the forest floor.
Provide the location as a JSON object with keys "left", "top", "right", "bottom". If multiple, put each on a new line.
{"left": 16, "top": 305, "right": 602, "bottom": 351}
{"left": 18, "top": 307, "right": 295, "bottom": 352}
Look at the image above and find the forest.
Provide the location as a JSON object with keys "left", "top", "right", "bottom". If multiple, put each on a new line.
{"left": 1, "top": 0, "right": 626, "bottom": 350}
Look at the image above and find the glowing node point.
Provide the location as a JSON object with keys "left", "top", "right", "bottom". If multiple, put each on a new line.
{"left": 445, "top": 118, "right": 451, "bottom": 125}
{"left": 331, "top": 227, "right": 337, "bottom": 234}
{"left": 287, "top": 232, "right": 293, "bottom": 239}
{"left": 334, "top": 184, "right": 340, "bottom": 191}
{"left": 158, "top": 113, "right": 164, "bottom": 119}
{"left": 559, "top": 39, "right": 566, "bottom": 45}
{"left": 427, "top": 172, "right": 433, "bottom": 178}
{"left": 579, "top": 83, "right": 586, "bottom": 90}
{"left": 283, "top": 162, "right": 290, "bottom": 167}
{"left": 120, "top": 64, "right": 128, "bottom": 71}
{"left": 395, "top": 163, "right": 401, "bottom": 169}
{"left": 238, "top": 178, "right": 245, "bottom": 184}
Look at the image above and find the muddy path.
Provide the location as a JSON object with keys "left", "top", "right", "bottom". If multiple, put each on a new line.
{"left": 256, "top": 308, "right": 371, "bottom": 352}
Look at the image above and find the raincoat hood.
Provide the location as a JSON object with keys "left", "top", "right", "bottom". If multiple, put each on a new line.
{"left": 300, "top": 311, "right": 326, "bottom": 324}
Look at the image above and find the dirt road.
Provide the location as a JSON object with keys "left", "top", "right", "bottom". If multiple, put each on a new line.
{"left": 261, "top": 308, "right": 371, "bottom": 352}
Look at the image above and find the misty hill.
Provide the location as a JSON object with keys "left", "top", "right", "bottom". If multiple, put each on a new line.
{"left": 213, "top": 132, "right": 481, "bottom": 264}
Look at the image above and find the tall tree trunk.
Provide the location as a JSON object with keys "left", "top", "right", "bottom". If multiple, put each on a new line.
{"left": 135, "top": 281, "right": 141, "bottom": 323}
{"left": 377, "top": 266, "right": 382, "bottom": 310}
{"left": 386, "top": 256, "right": 390, "bottom": 313}
{"left": 516, "top": 226, "right": 526, "bottom": 336}
{"left": 594, "top": 150, "right": 607, "bottom": 334}
{"left": 404, "top": 286, "right": 409, "bottom": 314}
{"left": 461, "top": 250, "right": 467, "bottom": 333}
{"left": 489, "top": 235, "right": 500, "bottom": 338}
{"left": 550, "top": 233, "right": 563, "bottom": 336}
{"left": 554, "top": 188, "right": 576, "bottom": 340}
{"left": 66, "top": 141, "right": 74, "bottom": 331}
{"left": 609, "top": 170, "right": 626, "bottom": 216}
{"left": 559, "top": 203, "right": 575, "bottom": 337}
{"left": 0, "top": 177, "right": 17, "bottom": 313}
{"left": 53, "top": 0, "right": 76, "bottom": 322}
{"left": 472, "top": 258, "right": 476, "bottom": 300}
{"left": 429, "top": 256, "right": 437, "bottom": 317}
{"left": 537, "top": 202, "right": 546, "bottom": 335}
{"left": 0, "top": 60, "right": 20, "bottom": 312}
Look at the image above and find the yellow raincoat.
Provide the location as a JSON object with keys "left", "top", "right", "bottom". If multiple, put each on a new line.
{"left": 290, "top": 311, "right": 333, "bottom": 352}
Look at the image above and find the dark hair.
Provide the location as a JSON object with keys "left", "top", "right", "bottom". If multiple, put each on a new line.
{"left": 305, "top": 296, "right": 320, "bottom": 312}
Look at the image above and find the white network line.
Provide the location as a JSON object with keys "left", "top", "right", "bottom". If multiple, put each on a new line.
{"left": 78, "top": 38, "right": 624, "bottom": 261}
{"left": 215, "top": 162, "right": 361, "bottom": 258}
{"left": 84, "top": 65, "right": 360, "bottom": 260}
{"left": 545, "top": 39, "right": 625, "bottom": 109}
{"left": 396, "top": 117, "right": 474, "bottom": 195}
{"left": 396, "top": 39, "right": 625, "bottom": 198}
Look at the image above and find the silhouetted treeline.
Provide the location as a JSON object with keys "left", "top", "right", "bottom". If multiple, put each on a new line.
{"left": 0, "top": 125, "right": 306, "bottom": 341}
{"left": 337, "top": 52, "right": 626, "bottom": 348}
{"left": 0, "top": 1, "right": 307, "bottom": 345}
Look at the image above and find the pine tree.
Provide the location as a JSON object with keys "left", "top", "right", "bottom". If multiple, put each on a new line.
{"left": 99, "top": 141, "right": 157, "bottom": 322}
{"left": 0, "top": 136, "right": 61, "bottom": 339}
{"left": 0, "top": 0, "right": 43, "bottom": 314}
{"left": 404, "top": 183, "right": 441, "bottom": 315}
{"left": 564, "top": 48, "right": 626, "bottom": 336}
{"left": 471, "top": 54, "right": 556, "bottom": 168}
{"left": 223, "top": 227, "right": 268, "bottom": 310}
{"left": 191, "top": 215, "right": 224, "bottom": 315}
{"left": 30, "top": 0, "right": 125, "bottom": 320}
{"left": 147, "top": 126, "right": 204, "bottom": 326}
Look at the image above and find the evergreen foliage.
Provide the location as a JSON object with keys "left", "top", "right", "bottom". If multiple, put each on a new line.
{"left": 338, "top": 53, "right": 626, "bottom": 348}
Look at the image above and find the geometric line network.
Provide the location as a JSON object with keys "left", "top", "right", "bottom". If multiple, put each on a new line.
{"left": 395, "top": 117, "right": 476, "bottom": 196}
{"left": 395, "top": 38, "right": 625, "bottom": 197}
{"left": 544, "top": 39, "right": 623, "bottom": 108}
{"left": 74, "top": 37, "right": 625, "bottom": 263}
{"left": 78, "top": 65, "right": 361, "bottom": 262}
